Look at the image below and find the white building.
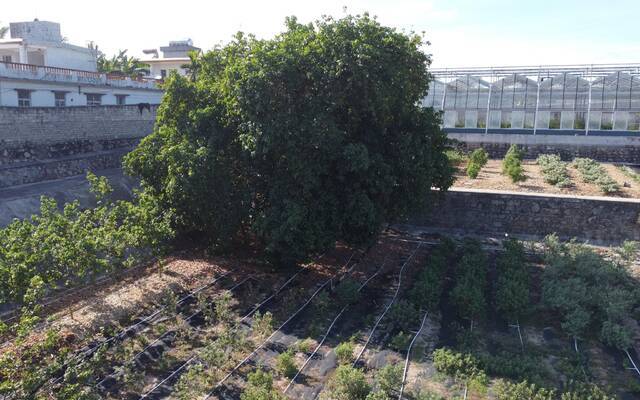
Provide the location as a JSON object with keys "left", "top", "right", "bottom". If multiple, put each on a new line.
{"left": 141, "top": 40, "right": 200, "bottom": 79}
{"left": 0, "top": 20, "right": 163, "bottom": 107}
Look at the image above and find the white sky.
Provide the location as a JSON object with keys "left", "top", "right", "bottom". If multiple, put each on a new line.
{"left": 3, "top": 0, "right": 639, "bottom": 68}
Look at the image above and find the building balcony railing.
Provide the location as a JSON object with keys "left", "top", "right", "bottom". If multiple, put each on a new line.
{"left": 0, "top": 61, "right": 161, "bottom": 90}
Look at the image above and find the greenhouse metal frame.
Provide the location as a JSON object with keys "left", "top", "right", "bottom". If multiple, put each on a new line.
{"left": 424, "top": 63, "right": 640, "bottom": 135}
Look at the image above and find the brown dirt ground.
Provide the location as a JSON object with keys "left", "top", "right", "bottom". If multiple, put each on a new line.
{"left": 453, "top": 160, "right": 640, "bottom": 198}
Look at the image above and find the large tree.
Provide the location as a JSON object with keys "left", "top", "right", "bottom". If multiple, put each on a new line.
{"left": 125, "top": 14, "right": 452, "bottom": 263}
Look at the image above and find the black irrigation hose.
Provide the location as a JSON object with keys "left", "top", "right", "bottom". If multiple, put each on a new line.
{"left": 283, "top": 255, "right": 389, "bottom": 394}
{"left": 38, "top": 271, "right": 233, "bottom": 395}
{"left": 399, "top": 310, "right": 429, "bottom": 400}
{"left": 203, "top": 252, "right": 358, "bottom": 400}
{"left": 96, "top": 276, "right": 253, "bottom": 390}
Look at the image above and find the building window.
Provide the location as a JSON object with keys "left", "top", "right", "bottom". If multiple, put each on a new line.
{"left": 601, "top": 112, "right": 613, "bottom": 130}
{"left": 549, "top": 112, "right": 561, "bottom": 129}
{"left": 17, "top": 89, "right": 31, "bottom": 107}
{"left": 476, "top": 110, "right": 487, "bottom": 128}
{"left": 500, "top": 111, "right": 512, "bottom": 128}
{"left": 54, "top": 92, "right": 66, "bottom": 107}
{"left": 160, "top": 69, "right": 167, "bottom": 79}
{"left": 629, "top": 112, "right": 640, "bottom": 131}
{"left": 115, "top": 95, "right": 127, "bottom": 105}
{"left": 574, "top": 112, "right": 586, "bottom": 130}
{"left": 455, "top": 110, "right": 465, "bottom": 128}
{"left": 524, "top": 112, "right": 535, "bottom": 129}
{"left": 1, "top": 55, "right": 11, "bottom": 63}
{"left": 86, "top": 93, "right": 102, "bottom": 106}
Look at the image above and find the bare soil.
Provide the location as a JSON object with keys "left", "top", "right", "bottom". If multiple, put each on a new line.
{"left": 453, "top": 160, "right": 640, "bottom": 198}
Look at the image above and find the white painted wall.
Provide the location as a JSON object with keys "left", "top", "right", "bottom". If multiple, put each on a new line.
{"left": 0, "top": 79, "right": 163, "bottom": 107}
{"left": 45, "top": 45, "right": 97, "bottom": 71}
{"left": 146, "top": 59, "right": 188, "bottom": 79}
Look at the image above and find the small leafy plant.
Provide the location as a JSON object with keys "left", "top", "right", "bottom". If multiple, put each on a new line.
{"left": 502, "top": 145, "right": 526, "bottom": 183}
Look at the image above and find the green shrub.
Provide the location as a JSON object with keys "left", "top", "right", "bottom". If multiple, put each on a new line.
{"left": 336, "top": 278, "right": 360, "bottom": 306}
{"left": 617, "top": 240, "right": 639, "bottom": 262}
{"left": 432, "top": 348, "right": 487, "bottom": 384}
{"left": 493, "top": 379, "right": 556, "bottom": 400}
{"left": 294, "top": 338, "right": 315, "bottom": 354}
{"left": 412, "top": 390, "right": 445, "bottom": 400}
{"left": 387, "top": 300, "right": 419, "bottom": 331}
{"left": 374, "top": 363, "right": 402, "bottom": 397}
{"left": 466, "top": 162, "right": 481, "bottom": 179}
{"left": 469, "top": 148, "right": 488, "bottom": 167}
{"left": 241, "top": 369, "right": 284, "bottom": 400}
{"left": 502, "top": 145, "right": 526, "bottom": 183}
{"left": 389, "top": 331, "right": 412, "bottom": 352}
{"left": 617, "top": 165, "right": 640, "bottom": 183}
{"left": 573, "top": 158, "right": 619, "bottom": 193}
{"left": 409, "top": 252, "right": 447, "bottom": 312}
{"left": 276, "top": 350, "right": 297, "bottom": 378}
{"left": 324, "top": 365, "right": 371, "bottom": 400}
{"left": 335, "top": 341, "right": 355, "bottom": 365}
{"left": 537, "top": 154, "right": 571, "bottom": 187}
{"left": 476, "top": 351, "right": 548, "bottom": 384}
{"left": 445, "top": 149, "right": 467, "bottom": 166}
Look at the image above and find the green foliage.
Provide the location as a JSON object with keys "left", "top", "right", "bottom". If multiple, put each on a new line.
{"left": 476, "top": 351, "right": 549, "bottom": 385}
{"left": 94, "top": 47, "right": 150, "bottom": 78}
{"left": 214, "top": 292, "right": 233, "bottom": 325}
{"left": 411, "top": 390, "right": 445, "bottom": 400}
{"left": 466, "top": 148, "right": 488, "bottom": 179}
{"left": 502, "top": 145, "right": 526, "bottom": 183}
{"left": 559, "top": 382, "right": 614, "bottom": 400}
{"left": 241, "top": 369, "right": 284, "bottom": 400}
{"left": 537, "top": 154, "right": 571, "bottom": 187}
{"left": 493, "top": 379, "right": 556, "bottom": 400}
{"left": 389, "top": 331, "right": 412, "bottom": 352}
{"left": 388, "top": 300, "right": 419, "bottom": 332}
{"left": 617, "top": 240, "right": 638, "bottom": 262}
{"left": 432, "top": 348, "right": 486, "bottom": 384}
{"left": 294, "top": 338, "right": 315, "bottom": 354}
{"left": 495, "top": 239, "right": 530, "bottom": 322}
{"left": 124, "top": 14, "right": 452, "bottom": 264}
{"left": 409, "top": 242, "right": 450, "bottom": 311}
{"left": 252, "top": 310, "right": 274, "bottom": 339}
{"left": 323, "top": 365, "right": 371, "bottom": 400}
{"left": 0, "top": 172, "right": 173, "bottom": 306}
{"left": 174, "top": 363, "right": 208, "bottom": 400}
{"left": 374, "top": 363, "right": 402, "bottom": 398}
{"left": 617, "top": 165, "right": 640, "bottom": 183}
{"left": 541, "top": 236, "right": 638, "bottom": 349}
{"left": 335, "top": 341, "right": 355, "bottom": 365}
{"left": 276, "top": 350, "right": 297, "bottom": 378}
{"left": 573, "top": 158, "right": 619, "bottom": 193}
{"left": 336, "top": 278, "right": 361, "bottom": 306}
{"left": 451, "top": 240, "right": 488, "bottom": 324}
{"left": 445, "top": 149, "right": 467, "bottom": 166}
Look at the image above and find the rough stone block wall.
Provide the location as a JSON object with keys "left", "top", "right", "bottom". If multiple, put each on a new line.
{"left": 413, "top": 189, "right": 640, "bottom": 244}
{"left": 0, "top": 105, "right": 157, "bottom": 186}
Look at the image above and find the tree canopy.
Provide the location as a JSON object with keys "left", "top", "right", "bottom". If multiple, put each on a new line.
{"left": 125, "top": 14, "right": 452, "bottom": 264}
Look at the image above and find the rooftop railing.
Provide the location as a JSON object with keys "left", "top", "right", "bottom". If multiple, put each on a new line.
{"left": 0, "top": 61, "right": 161, "bottom": 90}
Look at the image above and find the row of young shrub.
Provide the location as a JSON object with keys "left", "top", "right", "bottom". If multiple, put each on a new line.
{"left": 462, "top": 145, "right": 526, "bottom": 183}
{"left": 537, "top": 154, "right": 571, "bottom": 187}
{"left": 466, "top": 148, "right": 488, "bottom": 178}
{"left": 573, "top": 158, "right": 620, "bottom": 193}
{"left": 432, "top": 348, "right": 614, "bottom": 400}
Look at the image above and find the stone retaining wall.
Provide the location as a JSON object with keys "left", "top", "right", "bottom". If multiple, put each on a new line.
{"left": 413, "top": 188, "right": 640, "bottom": 243}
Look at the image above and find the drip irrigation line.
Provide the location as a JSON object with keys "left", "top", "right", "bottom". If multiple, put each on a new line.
{"left": 203, "top": 252, "right": 357, "bottom": 400}
{"left": 398, "top": 310, "right": 429, "bottom": 400}
{"left": 352, "top": 243, "right": 422, "bottom": 366}
{"left": 138, "top": 356, "right": 197, "bottom": 399}
{"left": 283, "top": 256, "right": 388, "bottom": 394}
{"left": 625, "top": 350, "right": 640, "bottom": 378}
{"left": 95, "top": 276, "right": 252, "bottom": 389}
{"left": 43, "top": 271, "right": 232, "bottom": 391}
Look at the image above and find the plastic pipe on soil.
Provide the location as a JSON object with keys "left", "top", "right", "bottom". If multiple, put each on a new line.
{"left": 203, "top": 252, "right": 357, "bottom": 400}
{"left": 138, "top": 355, "right": 196, "bottom": 399}
{"left": 204, "top": 279, "right": 333, "bottom": 399}
{"left": 283, "top": 257, "right": 388, "bottom": 394}
{"left": 353, "top": 243, "right": 422, "bottom": 366}
{"left": 625, "top": 350, "right": 640, "bottom": 378}
{"left": 45, "top": 271, "right": 233, "bottom": 390}
{"left": 398, "top": 310, "right": 429, "bottom": 400}
{"left": 95, "top": 277, "right": 253, "bottom": 389}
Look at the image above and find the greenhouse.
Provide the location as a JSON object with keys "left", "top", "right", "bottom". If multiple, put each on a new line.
{"left": 424, "top": 63, "right": 640, "bottom": 134}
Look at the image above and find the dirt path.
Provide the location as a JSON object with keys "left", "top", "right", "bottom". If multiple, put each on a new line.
{"left": 453, "top": 160, "right": 640, "bottom": 198}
